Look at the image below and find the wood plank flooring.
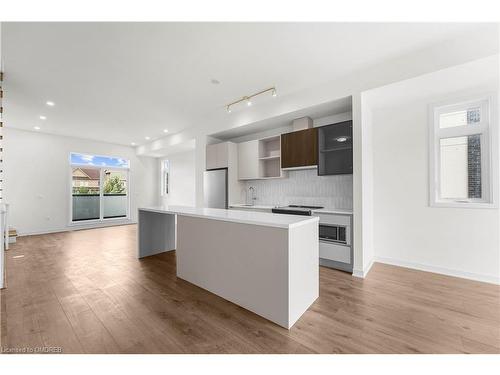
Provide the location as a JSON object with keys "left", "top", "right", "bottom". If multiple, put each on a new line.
{"left": 1, "top": 224, "right": 499, "bottom": 354}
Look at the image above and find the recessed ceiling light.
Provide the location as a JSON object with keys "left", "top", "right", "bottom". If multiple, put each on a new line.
{"left": 131, "top": 142, "right": 136, "bottom": 146}
{"left": 46, "top": 101, "right": 55, "bottom": 106}
{"left": 145, "top": 136, "right": 151, "bottom": 140}
{"left": 163, "top": 129, "right": 169, "bottom": 133}
{"left": 39, "top": 115, "right": 47, "bottom": 120}
{"left": 34, "top": 126, "right": 41, "bottom": 130}
{"left": 211, "top": 79, "right": 220, "bottom": 85}
{"left": 246, "top": 99, "right": 252, "bottom": 106}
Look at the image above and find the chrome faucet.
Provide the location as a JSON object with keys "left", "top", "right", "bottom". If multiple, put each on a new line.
{"left": 247, "top": 186, "right": 257, "bottom": 206}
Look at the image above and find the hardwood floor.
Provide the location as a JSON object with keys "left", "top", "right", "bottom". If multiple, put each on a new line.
{"left": 1, "top": 224, "right": 499, "bottom": 354}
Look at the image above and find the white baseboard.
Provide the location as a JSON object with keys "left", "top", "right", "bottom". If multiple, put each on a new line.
{"left": 352, "top": 258, "right": 375, "bottom": 279}
{"left": 375, "top": 256, "right": 500, "bottom": 285}
{"left": 18, "top": 220, "right": 137, "bottom": 237}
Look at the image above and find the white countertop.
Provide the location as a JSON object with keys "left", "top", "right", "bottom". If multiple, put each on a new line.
{"left": 229, "top": 204, "right": 352, "bottom": 216}
{"left": 139, "top": 205, "right": 319, "bottom": 229}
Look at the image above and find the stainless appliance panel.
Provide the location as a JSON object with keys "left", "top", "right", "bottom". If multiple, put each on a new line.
{"left": 316, "top": 213, "right": 353, "bottom": 273}
{"left": 319, "top": 224, "right": 348, "bottom": 245}
{"left": 319, "top": 241, "right": 351, "bottom": 264}
{"left": 203, "top": 169, "right": 228, "bottom": 209}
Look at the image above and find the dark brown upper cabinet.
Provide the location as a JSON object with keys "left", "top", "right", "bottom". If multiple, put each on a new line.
{"left": 281, "top": 128, "right": 318, "bottom": 169}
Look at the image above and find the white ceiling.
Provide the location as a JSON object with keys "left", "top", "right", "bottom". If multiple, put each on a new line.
{"left": 2, "top": 22, "right": 497, "bottom": 146}
{"left": 212, "top": 96, "right": 352, "bottom": 141}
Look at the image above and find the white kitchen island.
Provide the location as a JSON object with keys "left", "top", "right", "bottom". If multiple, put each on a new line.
{"left": 138, "top": 205, "right": 319, "bottom": 329}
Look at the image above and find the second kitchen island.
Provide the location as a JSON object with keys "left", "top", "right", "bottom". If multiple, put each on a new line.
{"left": 138, "top": 205, "right": 319, "bottom": 329}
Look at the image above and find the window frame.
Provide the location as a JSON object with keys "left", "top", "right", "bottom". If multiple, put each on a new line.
{"left": 69, "top": 153, "right": 131, "bottom": 225}
{"left": 429, "top": 94, "right": 497, "bottom": 208}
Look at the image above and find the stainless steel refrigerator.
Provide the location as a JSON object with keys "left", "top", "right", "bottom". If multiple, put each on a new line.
{"left": 203, "top": 168, "right": 228, "bottom": 209}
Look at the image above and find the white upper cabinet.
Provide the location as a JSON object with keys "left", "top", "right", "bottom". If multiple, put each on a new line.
{"left": 206, "top": 143, "right": 218, "bottom": 170}
{"left": 216, "top": 142, "right": 228, "bottom": 168}
{"left": 238, "top": 140, "right": 260, "bottom": 180}
{"left": 206, "top": 142, "right": 229, "bottom": 170}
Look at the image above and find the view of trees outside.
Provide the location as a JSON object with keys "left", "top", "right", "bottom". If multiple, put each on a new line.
{"left": 103, "top": 174, "right": 126, "bottom": 194}
{"left": 74, "top": 186, "right": 95, "bottom": 194}
{"left": 72, "top": 168, "right": 127, "bottom": 195}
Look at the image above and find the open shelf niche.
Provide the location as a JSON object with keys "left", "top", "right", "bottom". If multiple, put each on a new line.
{"left": 258, "top": 136, "right": 285, "bottom": 179}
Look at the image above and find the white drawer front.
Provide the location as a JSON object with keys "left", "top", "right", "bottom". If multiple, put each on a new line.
{"left": 314, "top": 213, "right": 350, "bottom": 226}
{"left": 319, "top": 241, "right": 351, "bottom": 264}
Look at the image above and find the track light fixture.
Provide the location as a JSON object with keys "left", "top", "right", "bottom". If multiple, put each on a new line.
{"left": 226, "top": 87, "right": 276, "bottom": 113}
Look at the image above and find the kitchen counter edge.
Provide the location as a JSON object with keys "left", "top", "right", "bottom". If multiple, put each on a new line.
{"left": 138, "top": 206, "right": 319, "bottom": 229}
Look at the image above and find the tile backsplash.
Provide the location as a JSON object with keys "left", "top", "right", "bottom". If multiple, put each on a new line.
{"left": 243, "top": 168, "right": 352, "bottom": 209}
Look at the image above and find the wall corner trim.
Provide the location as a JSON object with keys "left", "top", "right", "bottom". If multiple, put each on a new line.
{"left": 352, "top": 258, "right": 374, "bottom": 279}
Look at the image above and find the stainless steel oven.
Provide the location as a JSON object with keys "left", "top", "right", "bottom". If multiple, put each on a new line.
{"left": 272, "top": 206, "right": 353, "bottom": 273}
{"left": 319, "top": 223, "right": 348, "bottom": 245}
{"left": 315, "top": 212, "right": 353, "bottom": 273}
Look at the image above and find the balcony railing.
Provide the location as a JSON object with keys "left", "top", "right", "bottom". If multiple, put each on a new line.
{"left": 103, "top": 193, "right": 127, "bottom": 219}
{"left": 72, "top": 193, "right": 127, "bottom": 221}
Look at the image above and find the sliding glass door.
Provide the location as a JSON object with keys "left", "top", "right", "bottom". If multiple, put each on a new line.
{"left": 70, "top": 153, "right": 129, "bottom": 223}
{"left": 103, "top": 169, "right": 128, "bottom": 219}
{"left": 72, "top": 167, "right": 101, "bottom": 221}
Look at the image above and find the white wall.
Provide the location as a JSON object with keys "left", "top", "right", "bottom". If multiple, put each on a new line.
{"left": 352, "top": 93, "right": 375, "bottom": 277}
{"left": 160, "top": 150, "right": 196, "bottom": 207}
{"left": 351, "top": 93, "right": 375, "bottom": 276}
{"left": 4, "top": 128, "right": 159, "bottom": 235}
{"left": 313, "top": 112, "right": 352, "bottom": 127}
{"left": 366, "top": 55, "right": 500, "bottom": 284}
{"left": 0, "top": 21, "right": 4, "bottom": 289}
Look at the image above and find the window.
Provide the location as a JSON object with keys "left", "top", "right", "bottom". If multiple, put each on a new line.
{"left": 70, "top": 153, "right": 130, "bottom": 222}
{"left": 430, "top": 96, "right": 495, "bottom": 207}
{"left": 70, "top": 153, "right": 129, "bottom": 168}
{"left": 161, "top": 159, "right": 170, "bottom": 196}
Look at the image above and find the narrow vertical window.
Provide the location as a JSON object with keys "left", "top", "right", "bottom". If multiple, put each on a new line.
{"left": 162, "top": 160, "right": 170, "bottom": 196}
